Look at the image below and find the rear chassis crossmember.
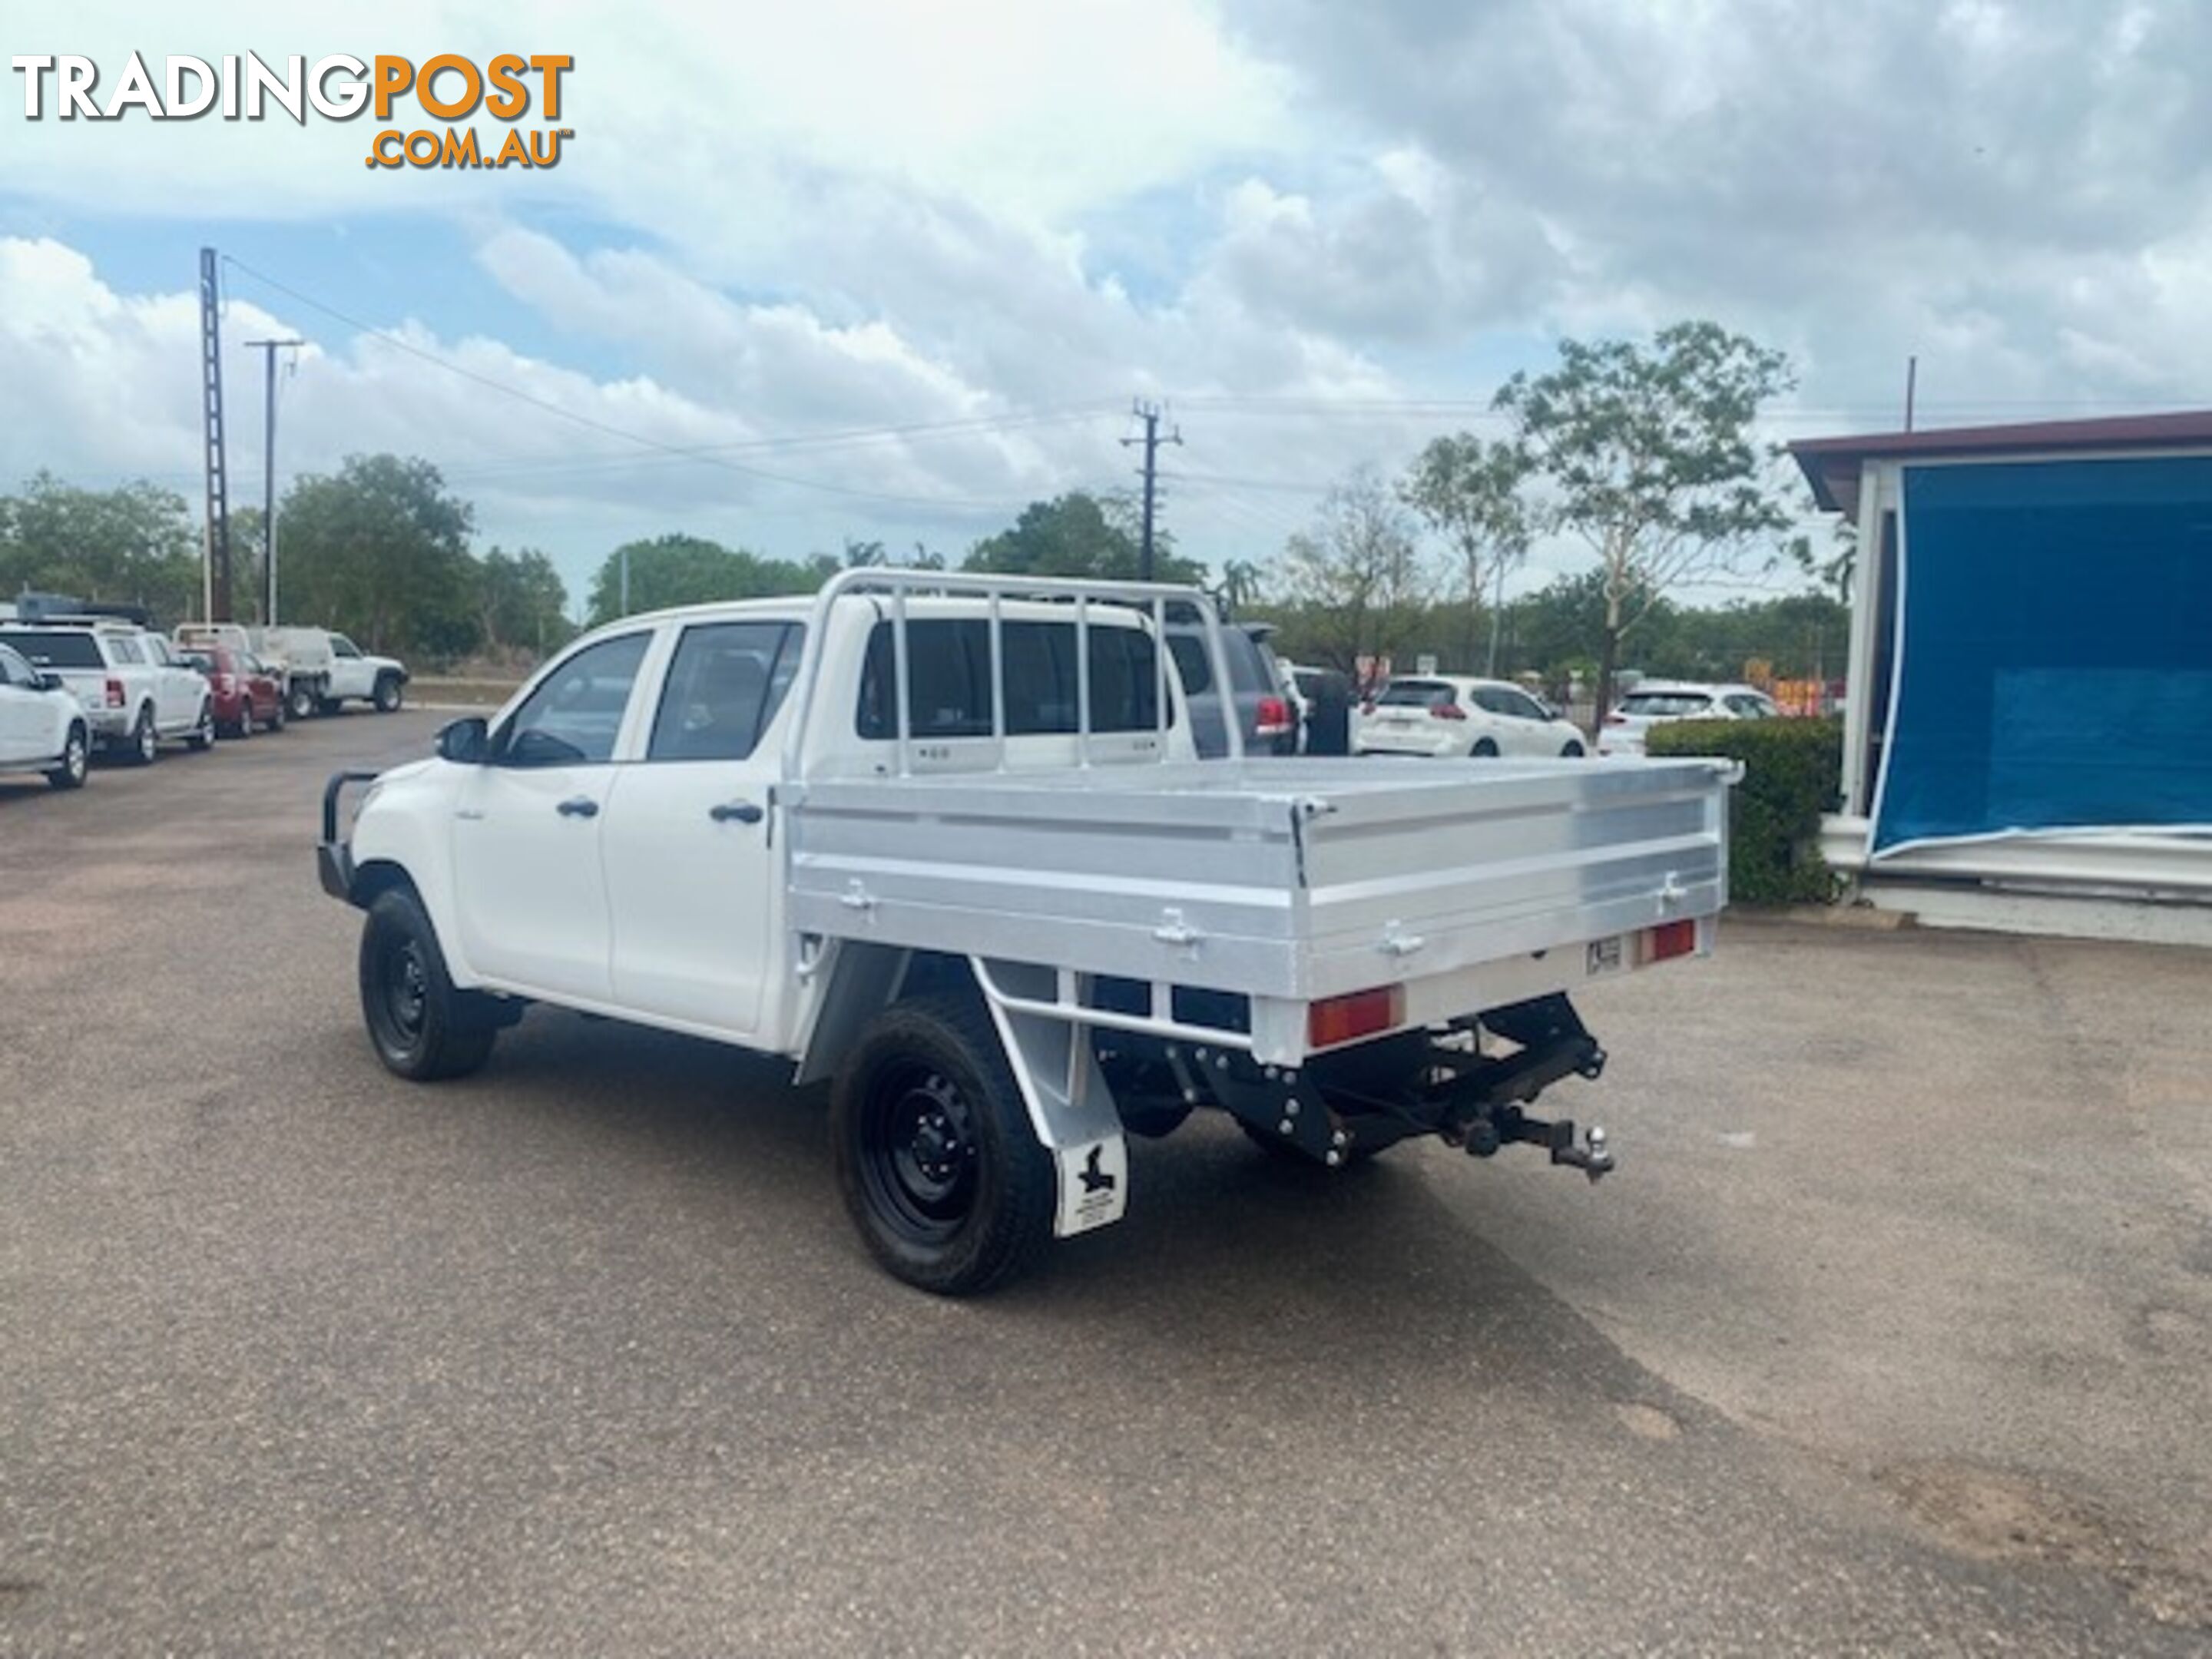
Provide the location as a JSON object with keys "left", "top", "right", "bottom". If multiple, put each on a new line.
{"left": 1104, "top": 992, "right": 1616, "bottom": 1179}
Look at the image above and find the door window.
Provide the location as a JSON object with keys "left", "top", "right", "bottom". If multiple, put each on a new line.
{"left": 0, "top": 644, "right": 33, "bottom": 687}
{"left": 649, "top": 622, "right": 801, "bottom": 762}
{"left": 495, "top": 632, "right": 651, "bottom": 767}
{"left": 108, "top": 636, "right": 144, "bottom": 665}
{"left": 857, "top": 618, "right": 1163, "bottom": 739}
{"left": 332, "top": 636, "right": 362, "bottom": 659}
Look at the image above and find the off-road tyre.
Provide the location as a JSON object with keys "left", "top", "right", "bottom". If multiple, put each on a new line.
{"left": 358, "top": 888, "right": 498, "bottom": 1082}
{"left": 831, "top": 995, "right": 1055, "bottom": 1295}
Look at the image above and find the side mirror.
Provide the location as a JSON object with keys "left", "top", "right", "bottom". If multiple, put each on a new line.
{"left": 37, "top": 671, "right": 64, "bottom": 692}
{"left": 436, "top": 716, "right": 489, "bottom": 765}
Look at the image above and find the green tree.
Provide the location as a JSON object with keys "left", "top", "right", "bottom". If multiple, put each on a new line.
{"left": 965, "top": 492, "right": 1203, "bottom": 584}
{"left": 478, "top": 547, "right": 573, "bottom": 655}
{"left": 585, "top": 533, "right": 825, "bottom": 625}
{"left": 277, "top": 455, "right": 480, "bottom": 657}
{"left": 1400, "top": 435, "right": 1532, "bottom": 674}
{"left": 1277, "top": 466, "right": 1435, "bottom": 681}
{"left": 1220, "top": 557, "right": 1267, "bottom": 611}
{"left": 0, "top": 472, "right": 202, "bottom": 622}
{"left": 1496, "top": 320, "right": 1796, "bottom": 724}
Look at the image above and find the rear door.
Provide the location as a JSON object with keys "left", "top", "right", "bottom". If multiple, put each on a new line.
{"left": 452, "top": 629, "right": 657, "bottom": 1002}
{"left": 0, "top": 646, "right": 43, "bottom": 762}
{"left": 602, "top": 620, "right": 803, "bottom": 1037}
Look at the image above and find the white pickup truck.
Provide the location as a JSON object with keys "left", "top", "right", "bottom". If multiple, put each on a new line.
{"left": 0, "top": 621, "right": 216, "bottom": 763}
{"left": 319, "top": 572, "right": 1737, "bottom": 1294}
{"left": 188, "top": 625, "right": 409, "bottom": 721}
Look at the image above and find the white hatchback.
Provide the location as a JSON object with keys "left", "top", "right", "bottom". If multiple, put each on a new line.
{"left": 1356, "top": 676, "right": 1588, "bottom": 759}
{"left": 1599, "top": 680, "right": 1778, "bottom": 756}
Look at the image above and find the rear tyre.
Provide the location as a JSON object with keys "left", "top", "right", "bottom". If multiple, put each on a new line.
{"left": 358, "top": 889, "right": 497, "bottom": 1082}
{"left": 832, "top": 995, "right": 1055, "bottom": 1295}
{"left": 373, "top": 674, "right": 403, "bottom": 713}
{"left": 269, "top": 697, "right": 286, "bottom": 733}
{"left": 128, "top": 707, "right": 158, "bottom": 766}
{"left": 286, "top": 683, "right": 317, "bottom": 723}
{"left": 185, "top": 700, "right": 216, "bottom": 751}
{"left": 227, "top": 702, "right": 253, "bottom": 740}
{"left": 1561, "top": 740, "right": 1585, "bottom": 757}
{"left": 45, "top": 724, "right": 88, "bottom": 790}
{"left": 1471, "top": 738, "right": 1500, "bottom": 758}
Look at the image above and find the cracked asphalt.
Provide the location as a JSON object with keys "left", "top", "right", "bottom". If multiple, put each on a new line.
{"left": 3, "top": 710, "right": 2208, "bottom": 1655}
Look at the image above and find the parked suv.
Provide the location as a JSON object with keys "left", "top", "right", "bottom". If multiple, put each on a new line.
{"left": 1357, "top": 675, "right": 1587, "bottom": 758}
{"left": 0, "top": 621, "right": 215, "bottom": 763}
{"left": 177, "top": 644, "right": 285, "bottom": 737}
{"left": 0, "top": 641, "right": 91, "bottom": 789}
{"left": 1599, "top": 680, "right": 1778, "bottom": 757}
{"left": 1164, "top": 620, "right": 1296, "bottom": 757}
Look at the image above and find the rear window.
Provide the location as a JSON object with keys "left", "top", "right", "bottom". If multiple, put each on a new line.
{"left": 1165, "top": 631, "right": 1271, "bottom": 698}
{"left": 0, "top": 629, "right": 104, "bottom": 669}
{"left": 857, "top": 618, "right": 1163, "bottom": 740}
{"left": 1376, "top": 680, "right": 1458, "bottom": 708}
{"left": 1620, "top": 691, "right": 1714, "bottom": 717}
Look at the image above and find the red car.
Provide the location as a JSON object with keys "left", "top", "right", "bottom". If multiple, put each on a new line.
{"left": 178, "top": 644, "right": 285, "bottom": 737}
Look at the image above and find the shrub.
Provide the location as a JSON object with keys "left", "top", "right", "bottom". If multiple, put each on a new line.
{"left": 1645, "top": 717, "right": 1843, "bottom": 906}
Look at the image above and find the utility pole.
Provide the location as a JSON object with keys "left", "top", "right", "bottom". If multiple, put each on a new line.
{"left": 244, "top": 337, "right": 304, "bottom": 624}
{"left": 1121, "top": 399, "right": 1182, "bottom": 581}
{"left": 197, "top": 247, "right": 232, "bottom": 622}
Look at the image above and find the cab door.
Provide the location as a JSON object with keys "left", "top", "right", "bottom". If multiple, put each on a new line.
{"left": 0, "top": 647, "right": 42, "bottom": 762}
{"left": 601, "top": 620, "right": 803, "bottom": 1038}
{"left": 451, "top": 629, "right": 657, "bottom": 1002}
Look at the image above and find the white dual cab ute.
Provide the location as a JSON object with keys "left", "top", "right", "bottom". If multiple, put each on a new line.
{"left": 318, "top": 571, "right": 1739, "bottom": 1294}
{"left": 0, "top": 621, "right": 215, "bottom": 763}
{"left": 179, "top": 624, "right": 408, "bottom": 722}
{"left": 0, "top": 640, "right": 91, "bottom": 787}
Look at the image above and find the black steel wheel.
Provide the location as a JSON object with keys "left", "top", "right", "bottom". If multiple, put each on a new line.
{"left": 832, "top": 995, "right": 1054, "bottom": 1295}
{"left": 358, "top": 888, "right": 497, "bottom": 1081}
{"left": 46, "top": 724, "right": 88, "bottom": 790}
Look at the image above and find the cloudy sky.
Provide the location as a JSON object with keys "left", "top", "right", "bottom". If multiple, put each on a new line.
{"left": 5, "top": 0, "right": 2207, "bottom": 612}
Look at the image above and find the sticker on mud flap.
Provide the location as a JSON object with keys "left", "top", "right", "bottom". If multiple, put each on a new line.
{"left": 1585, "top": 935, "right": 1624, "bottom": 977}
{"left": 1054, "top": 1137, "right": 1128, "bottom": 1237}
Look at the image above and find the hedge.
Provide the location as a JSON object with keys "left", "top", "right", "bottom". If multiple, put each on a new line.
{"left": 1644, "top": 717, "right": 1843, "bottom": 906}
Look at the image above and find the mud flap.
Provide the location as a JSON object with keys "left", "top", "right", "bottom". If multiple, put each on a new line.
{"left": 975, "top": 959, "right": 1131, "bottom": 1238}
{"left": 1054, "top": 1138, "right": 1129, "bottom": 1236}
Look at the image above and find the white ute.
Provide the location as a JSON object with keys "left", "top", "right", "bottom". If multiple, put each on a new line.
{"left": 320, "top": 572, "right": 1740, "bottom": 1294}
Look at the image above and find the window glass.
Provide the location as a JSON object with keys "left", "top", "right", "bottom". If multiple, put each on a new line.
{"left": 0, "top": 630, "right": 103, "bottom": 669}
{"left": 857, "top": 618, "right": 1161, "bottom": 740}
{"left": 1620, "top": 690, "right": 1713, "bottom": 717}
{"left": 1502, "top": 689, "right": 1548, "bottom": 720}
{"left": 1727, "top": 694, "right": 1776, "bottom": 719}
{"left": 649, "top": 621, "right": 800, "bottom": 762}
{"left": 332, "top": 636, "right": 361, "bottom": 658}
{"left": 1376, "top": 680, "right": 1456, "bottom": 709}
{"left": 108, "top": 636, "right": 143, "bottom": 664}
{"left": 495, "top": 632, "right": 651, "bottom": 767}
{"left": 0, "top": 644, "right": 31, "bottom": 686}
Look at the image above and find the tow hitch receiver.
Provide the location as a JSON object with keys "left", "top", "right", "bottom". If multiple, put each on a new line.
{"left": 1466, "top": 1108, "right": 1614, "bottom": 1183}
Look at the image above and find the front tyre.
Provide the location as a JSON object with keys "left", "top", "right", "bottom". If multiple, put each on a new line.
{"left": 45, "top": 724, "right": 88, "bottom": 790}
{"left": 286, "top": 682, "right": 317, "bottom": 723}
{"left": 358, "top": 889, "right": 497, "bottom": 1081}
{"left": 832, "top": 995, "right": 1055, "bottom": 1296}
{"left": 373, "top": 674, "right": 404, "bottom": 713}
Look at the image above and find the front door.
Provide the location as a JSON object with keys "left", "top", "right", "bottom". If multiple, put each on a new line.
{"left": 602, "top": 620, "right": 803, "bottom": 1038}
{"left": 452, "top": 630, "right": 654, "bottom": 1002}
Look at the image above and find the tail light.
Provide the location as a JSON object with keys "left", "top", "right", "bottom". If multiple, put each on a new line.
{"left": 105, "top": 677, "right": 124, "bottom": 708}
{"left": 1307, "top": 985, "right": 1406, "bottom": 1050}
{"left": 1432, "top": 704, "right": 1467, "bottom": 721}
{"left": 1638, "top": 919, "right": 1698, "bottom": 965}
{"left": 1255, "top": 694, "right": 1293, "bottom": 738}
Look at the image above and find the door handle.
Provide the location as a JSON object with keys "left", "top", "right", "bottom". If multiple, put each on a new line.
{"left": 709, "top": 800, "right": 764, "bottom": 824}
{"left": 556, "top": 796, "right": 599, "bottom": 818}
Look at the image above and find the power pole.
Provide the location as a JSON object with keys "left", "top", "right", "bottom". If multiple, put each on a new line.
{"left": 197, "top": 247, "right": 232, "bottom": 622}
{"left": 1121, "top": 399, "right": 1182, "bottom": 581}
{"left": 244, "top": 337, "right": 304, "bottom": 624}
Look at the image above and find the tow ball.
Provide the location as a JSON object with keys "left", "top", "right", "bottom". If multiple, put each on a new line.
{"left": 1459, "top": 1108, "right": 1617, "bottom": 1183}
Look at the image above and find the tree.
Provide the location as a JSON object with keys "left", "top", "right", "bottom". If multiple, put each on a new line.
{"left": 1220, "top": 558, "right": 1267, "bottom": 611}
{"left": 0, "top": 472, "right": 202, "bottom": 622}
{"left": 1401, "top": 434, "right": 1533, "bottom": 674}
{"left": 478, "top": 547, "right": 573, "bottom": 655}
{"left": 1277, "top": 466, "right": 1435, "bottom": 683}
{"left": 965, "top": 492, "right": 1203, "bottom": 584}
{"left": 277, "top": 455, "right": 480, "bottom": 657}
{"left": 1790, "top": 519, "right": 1856, "bottom": 605}
{"left": 1496, "top": 320, "right": 1796, "bottom": 724}
{"left": 585, "top": 533, "right": 825, "bottom": 625}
